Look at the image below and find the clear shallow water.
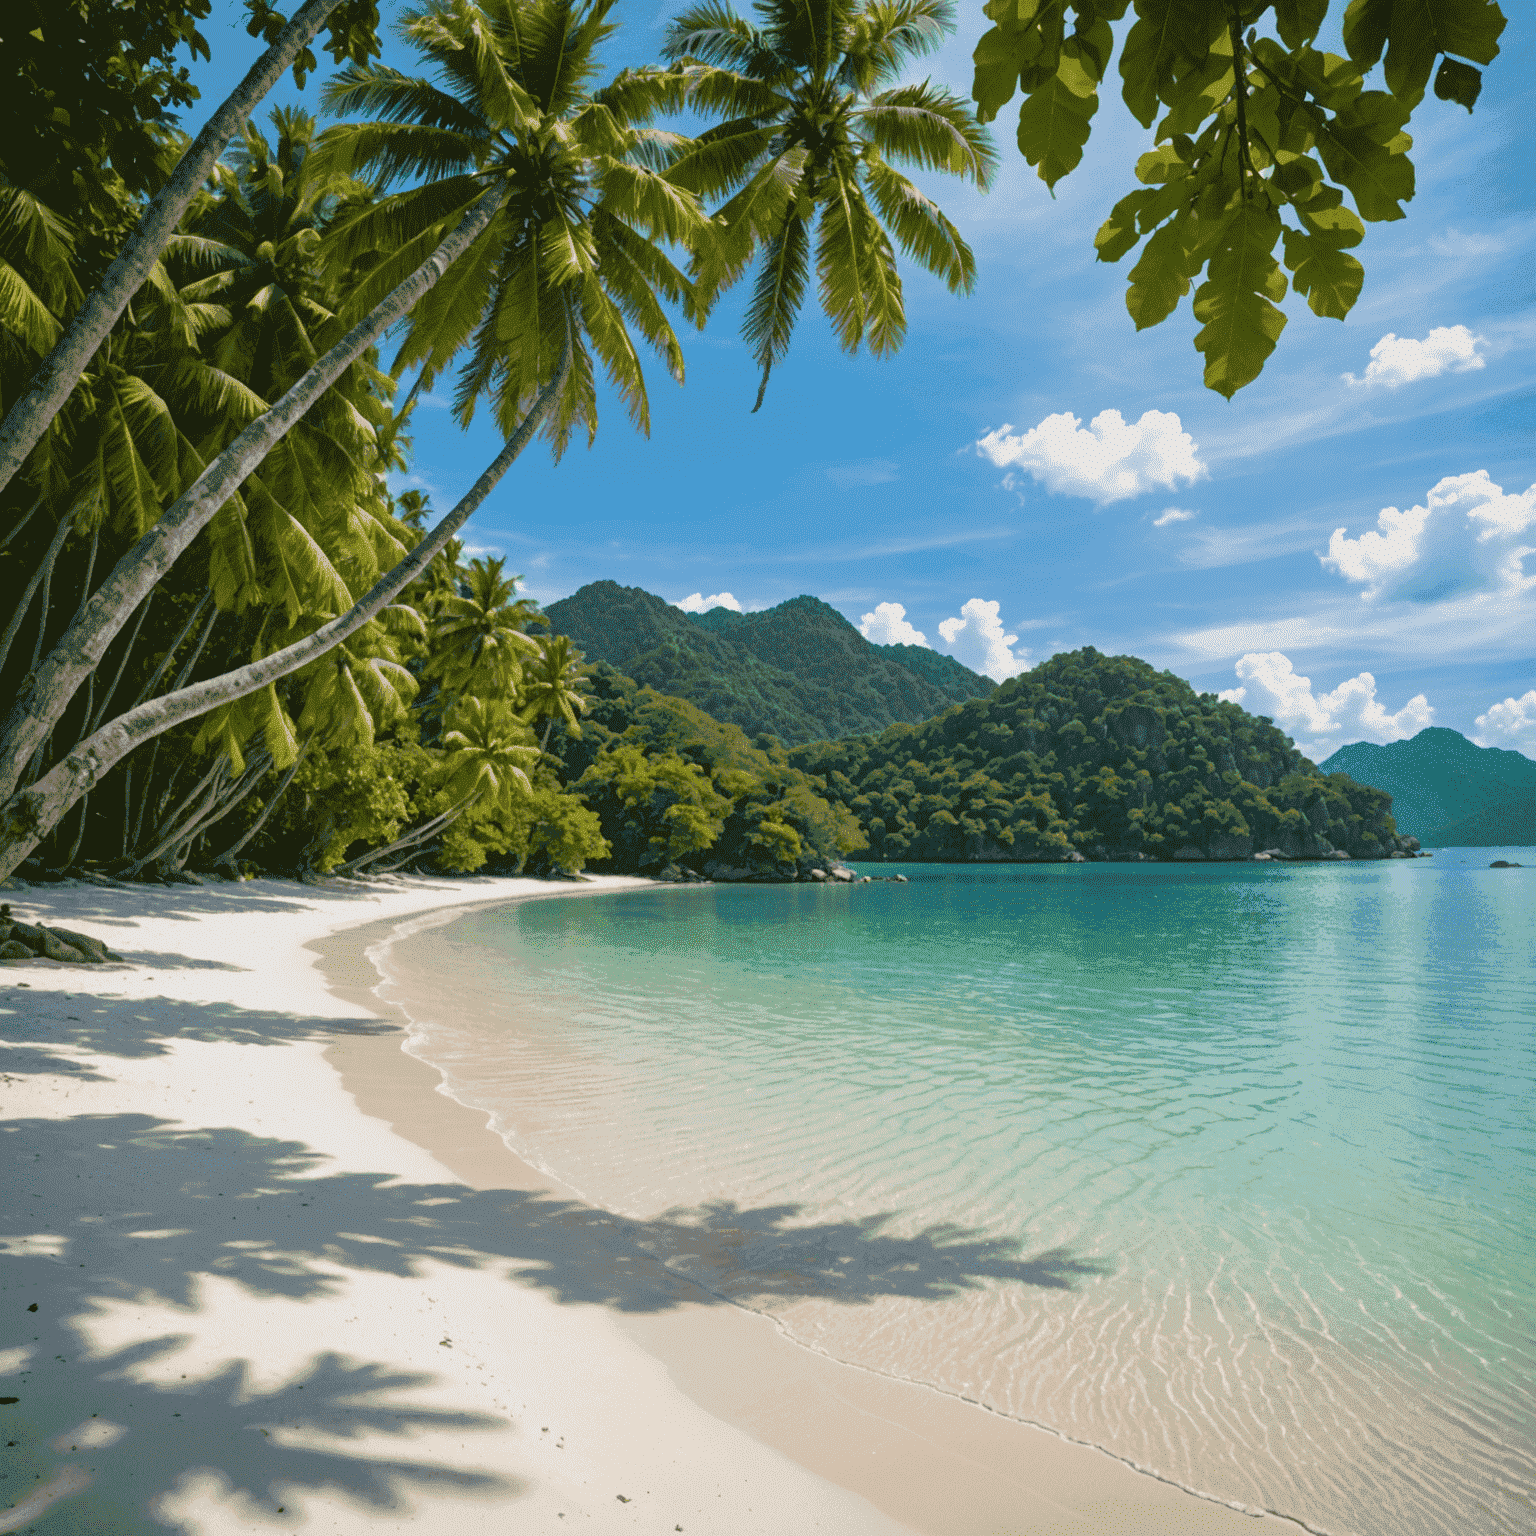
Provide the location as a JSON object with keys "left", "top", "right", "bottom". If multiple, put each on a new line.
{"left": 388, "top": 852, "right": 1536, "bottom": 1536}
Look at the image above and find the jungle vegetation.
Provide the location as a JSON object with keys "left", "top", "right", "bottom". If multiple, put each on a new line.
{"left": 544, "top": 582, "right": 992, "bottom": 745}
{"left": 790, "top": 648, "right": 1409, "bottom": 861}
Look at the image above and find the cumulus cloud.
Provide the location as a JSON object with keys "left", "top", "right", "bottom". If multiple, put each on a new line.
{"left": 1153, "top": 507, "right": 1198, "bottom": 527}
{"left": 1472, "top": 690, "right": 1536, "bottom": 758}
{"left": 937, "top": 599, "right": 1031, "bottom": 681}
{"left": 676, "top": 591, "right": 743, "bottom": 613}
{"left": 1219, "top": 652, "right": 1433, "bottom": 756}
{"left": 1344, "top": 325, "right": 1485, "bottom": 388}
{"left": 1322, "top": 471, "right": 1536, "bottom": 603}
{"left": 975, "top": 409, "right": 1205, "bottom": 505}
{"left": 859, "top": 602, "right": 928, "bottom": 647}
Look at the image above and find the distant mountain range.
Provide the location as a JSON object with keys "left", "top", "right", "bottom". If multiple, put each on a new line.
{"left": 544, "top": 582, "right": 992, "bottom": 744}
{"left": 1320, "top": 727, "right": 1536, "bottom": 846}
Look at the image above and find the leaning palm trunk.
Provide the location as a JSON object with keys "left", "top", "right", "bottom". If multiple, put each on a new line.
{"left": 0, "top": 183, "right": 511, "bottom": 804}
{"left": 0, "top": 331, "right": 570, "bottom": 880}
{"left": 0, "top": 0, "right": 351, "bottom": 498}
{"left": 334, "top": 792, "right": 479, "bottom": 877}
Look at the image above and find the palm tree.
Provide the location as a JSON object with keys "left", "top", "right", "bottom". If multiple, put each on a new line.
{"left": 520, "top": 634, "right": 589, "bottom": 754}
{"left": 424, "top": 557, "right": 545, "bottom": 701}
{"left": 0, "top": 0, "right": 378, "bottom": 498}
{"left": 0, "top": 0, "right": 721, "bottom": 878}
{"left": 662, "top": 0, "right": 995, "bottom": 409}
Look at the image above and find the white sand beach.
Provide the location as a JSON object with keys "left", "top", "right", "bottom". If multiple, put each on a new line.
{"left": 1, "top": 875, "right": 1283, "bottom": 1534}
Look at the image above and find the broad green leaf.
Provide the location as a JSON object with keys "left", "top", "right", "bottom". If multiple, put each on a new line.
{"left": 1297, "top": 198, "right": 1365, "bottom": 246}
{"left": 1017, "top": 46, "right": 1100, "bottom": 187}
{"left": 1158, "top": 43, "right": 1234, "bottom": 136}
{"left": 1191, "top": 201, "right": 1287, "bottom": 396}
{"left": 1282, "top": 227, "right": 1364, "bottom": 316}
{"left": 972, "top": 26, "right": 1022, "bottom": 118}
{"left": 1275, "top": 0, "right": 1329, "bottom": 47}
{"left": 1136, "top": 142, "right": 1191, "bottom": 183}
{"left": 1126, "top": 219, "right": 1194, "bottom": 327}
{"left": 1342, "top": 0, "right": 1392, "bottom": 68}
{"left": 1095, "top": 189, "right": 1154, "bottom": 260}
{"left": 1433, "top": 57, "right": 1482, "bottom": 109}
{"left": 1316, "top": 109, "right": 1415, "bottom": 221}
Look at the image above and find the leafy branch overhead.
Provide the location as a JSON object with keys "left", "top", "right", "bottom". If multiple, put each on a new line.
{"left": 971, "top": 0, "right": 1506, "bottom": 394}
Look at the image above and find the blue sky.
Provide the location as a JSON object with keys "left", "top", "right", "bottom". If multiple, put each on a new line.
{"left": 184, "top": 1, "right": 1535, "bottom": 759}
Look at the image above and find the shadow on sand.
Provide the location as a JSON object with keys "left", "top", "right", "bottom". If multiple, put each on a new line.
{"left": 1, "top": 979, "right": 1111, "bottom": 1531}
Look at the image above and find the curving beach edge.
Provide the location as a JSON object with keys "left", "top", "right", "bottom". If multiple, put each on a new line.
{"left": 4, "top": 875, "right": 1300, "bottom": 1535}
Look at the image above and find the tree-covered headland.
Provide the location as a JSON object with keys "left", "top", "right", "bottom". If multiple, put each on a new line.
{"left": 792, "top": 649, "right": 1414, "bottom": 862}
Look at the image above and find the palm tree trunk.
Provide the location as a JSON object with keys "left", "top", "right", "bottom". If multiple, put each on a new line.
{"left": 0, "top": 512, "right": 72, "bottom": 678}
{"left": 0, "top": 182, "right": 511, "bottom": 803}
{"left": 212, "top": 735, "right": 314, "bottom": 870}
{"left": 334, "top": 793, "right": 479, "bottom": 876}
{"left": 0, "top": 0, "right": 351, "bottom": 498}
{"left": 0, "top": 325, "right": 571, "bottom": 879}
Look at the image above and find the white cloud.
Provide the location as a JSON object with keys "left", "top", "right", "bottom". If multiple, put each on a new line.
{"left": 975, "top": 409, "right": 1205, "bottom": 505}
{"left": 1472, "top": 690, "right": 1536, "bottom": 758}
{"left": 1322, "top": 471, "right": 1536, "bottom": 603}
{"left": 1153, "top": 507, "right": 1198, "bottom": 527}
{"left": 1219, "top": 652, "right": 1433, "bottom": 757}
{"left": 826, "top": 459, "right": 899, "bottom": 488}
{"left": 937, "top": 599, "right": 1031, "bottom": 681}
{"left": 859, "top": 602, "right": 928, "bottom": 648}
{"left": 676, "top": 591, "right": 743, "bottom": 613}
{"left": 1344, "top": 325, "right": 1485, "bottom": 388}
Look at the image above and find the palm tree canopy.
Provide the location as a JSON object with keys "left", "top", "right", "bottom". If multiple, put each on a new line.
{"left": 441, "top": 696, "right": 540, "bottom": 812}
{"left": 425, "top": 554, "right": 544, "bottom": 698}
{"left": 662, "top": 0, "right": 995, "bottom": 408}
{"left": 520, "top": 631, "right": 589, "bottom": 737}
{"left": 317, "top": 0, "right": 725, "bottom": 451}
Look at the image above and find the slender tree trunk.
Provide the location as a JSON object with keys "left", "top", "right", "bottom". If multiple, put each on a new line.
{"left": 0, "top": 183, "right": 510, "bottom": 802}
{"left": 213, "top": 735, "right": 314, "bottom": 870}
{"left": 86, "top": 592, "right": 155, "bottom": 734}
{"left": 0, "top": 496, "right": 45, "bottom": 551}
{"left": 335, "top": 793, "right": 479, "bottom": 876}
{"left": 0, "top": 513, "right": 72, "bottom": 678}
{"left": 0, "top": 0, "right": 350, "bottom": 498}
{"left": 0, "top": 328, "right": 570, "bottom": 879}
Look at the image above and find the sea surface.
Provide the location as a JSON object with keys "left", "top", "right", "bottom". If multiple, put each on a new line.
{"left": 385, "top": 851, "right": 1536, "bottom": 1536}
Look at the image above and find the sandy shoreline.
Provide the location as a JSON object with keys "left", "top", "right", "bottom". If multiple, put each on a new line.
{"left": 3, "top": 874, "right": 1292, "bottom": 1534}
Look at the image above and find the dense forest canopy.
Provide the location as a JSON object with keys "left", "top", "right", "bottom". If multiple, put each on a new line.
{"left": 545, "top": 582, "right": 992, "bottom": 745}
{"left": 791, "top": 648, "right": 1413, "bottom": 861}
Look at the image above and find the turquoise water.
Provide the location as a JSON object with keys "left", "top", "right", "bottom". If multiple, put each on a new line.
{"left": 389, "top": 852, "right": 1536, "bottom": 1536}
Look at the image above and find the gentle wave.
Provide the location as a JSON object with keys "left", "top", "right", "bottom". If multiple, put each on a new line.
{"left": 384, "top": 855, "right": 1536, "bottom": 1536}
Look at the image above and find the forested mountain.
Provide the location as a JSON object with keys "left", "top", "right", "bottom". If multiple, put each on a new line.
{"left": 1320, "top": 729, "right": 1536, "bottom": 846}
{"left": 791, "top": 649, "right": 1415, "bottom": 863}
{"left": 543, "top": 583, "right": 991, "bottom": 743}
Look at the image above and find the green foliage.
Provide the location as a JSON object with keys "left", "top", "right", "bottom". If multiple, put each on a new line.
{"left": 578, "top": 743, "right": 733, "bottom": 868}
{"left": 317, "top": 0, "right": 719, "bottom": 450}
{"left": 545, "top": 582, "right": 991, "bottom": 744}
{"left": 662, "top": 0, "right": 996, "bottom": 408}
{"left": 437, "top": 782, "right": 610, "bottom": 874}
{"left": 0, "top": 0, "right": 209, "bottom": 250}
{"left": 546, "top": 663, "right": 866, "bottom": 874}
{"left": 973, "top": 0, "right": 1506, "bottom": 393}
{"left": 791, "top": 647, "right": 1406, "bottom": 861}
{"left": 272, "top": 741, "right": 424, "bottom": 871}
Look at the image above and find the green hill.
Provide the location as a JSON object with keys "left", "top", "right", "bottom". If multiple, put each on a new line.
{"left": 1319, "top": 728, "right": 1536, "bottom": 846}
{"left": 790, "top": 648, "right": 1414, "bottom": 862}
{"left": 543, "top": 582, "right": 991, "bottom": 743}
